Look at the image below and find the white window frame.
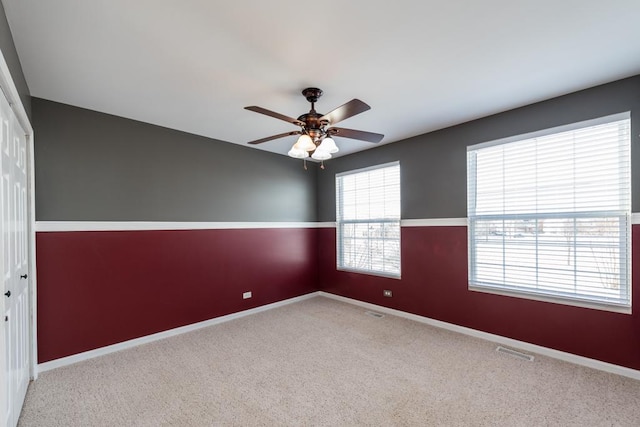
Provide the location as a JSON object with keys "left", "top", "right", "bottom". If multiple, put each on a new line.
{"left": 336, "top": 161, "right": 401, "bottom": 278}
{"left": 467, "top": 113, "right": 631, "bottom": 313}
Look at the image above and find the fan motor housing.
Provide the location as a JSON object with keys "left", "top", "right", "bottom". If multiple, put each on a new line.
{"left": 297, "top": 112, "right": 324, "bottom": 128}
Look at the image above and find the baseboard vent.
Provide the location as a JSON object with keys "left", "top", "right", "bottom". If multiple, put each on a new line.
{"left": 365, "top": 311, "right": 385, "bottom": 318}
{"left": 496, "top": 346, "right": 534, "bottom": 362}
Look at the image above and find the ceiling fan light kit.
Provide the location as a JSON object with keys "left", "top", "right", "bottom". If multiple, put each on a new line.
{"left": 292, "top": 134, "right": 316, "bottom": 152}
{"left": 316, "top": 137, "right": 339, "bottom": 154}
{"left": 245, "top": 87, "right": 384, "bottom": 168}
{"left": 287, "top": 146, "right": 309, "bottom": 159}
{"left": 311, "top": 149, "right": 331, "bottom": 161}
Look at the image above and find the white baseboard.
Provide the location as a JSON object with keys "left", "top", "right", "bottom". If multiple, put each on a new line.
{"left": 318, "top": 292, "right": 640, "bottom": 381}
{"left": 37, "top": 292, "right": 321, "bottom": 373}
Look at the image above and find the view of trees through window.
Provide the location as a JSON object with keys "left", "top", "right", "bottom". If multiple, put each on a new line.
{"left": 473, "top": 217, "right": 624, "bottom": 300}
{"left": 339, "top": 221, "right": 400, "bottom": 274}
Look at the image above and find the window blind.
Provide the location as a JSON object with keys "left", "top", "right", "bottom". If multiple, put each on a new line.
{"left": 467, "top": 113, "right": 631, "bottom": 308}
{"left": 336, "top": 162, "right": 401, "bottom": 278}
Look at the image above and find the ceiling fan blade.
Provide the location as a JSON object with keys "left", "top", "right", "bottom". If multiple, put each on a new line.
{"left": 327, "top": 127, "right": 384, "bottom": 143}
{"left": 248, "top": 131, "right": 301, "bottom": 145}
{"left": 245, "top": 106, "right": 305, "bottom": 126}
{"left": 319, "top": 99, "right": 371, "bottom": 125}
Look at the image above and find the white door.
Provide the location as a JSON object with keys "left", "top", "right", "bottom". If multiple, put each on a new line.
{"left": 1, "top": 86, "right": 30, "bottom": 427}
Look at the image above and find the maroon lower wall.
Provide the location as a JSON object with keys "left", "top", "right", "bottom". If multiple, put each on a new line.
{"left": 36, "top": 228, "right": 317, "bottom": 363}
{"left": 318, "top": 225, "right": 640, "bottom": 371}
{"left": 37, "top": 224, "right": 640, "bottom": 370}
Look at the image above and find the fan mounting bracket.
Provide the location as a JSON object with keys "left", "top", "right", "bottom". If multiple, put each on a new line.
{"left": 302, "top": 87, "right": 323, "bottom": 103}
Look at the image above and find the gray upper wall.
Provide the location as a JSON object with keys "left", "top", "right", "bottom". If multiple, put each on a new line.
{"left": 0, "top": 1, "right": 30, "bottom": 119}
{"left": 318, "top": 75, "right": 640, "bottom": 221}
{"left": 33, "top": 98, "right": 317, "bottom": 222}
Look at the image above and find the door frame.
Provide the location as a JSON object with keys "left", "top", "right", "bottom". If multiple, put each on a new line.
{"left": 0, "top": 49, "right": 37, "bottom": 384}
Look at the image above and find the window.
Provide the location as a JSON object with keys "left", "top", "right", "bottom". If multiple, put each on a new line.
{"left": 467, "top": 113, "right": 631, "bottom": 310}
{"left": 336, "top": 162, "right": 401, "bottom": 278}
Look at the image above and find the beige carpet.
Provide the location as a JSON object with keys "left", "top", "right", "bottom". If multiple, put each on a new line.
{"left": 18, "top": 296, "right": 640, "bottom": 426}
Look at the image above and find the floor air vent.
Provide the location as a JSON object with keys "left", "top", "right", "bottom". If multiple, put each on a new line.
{"left": 496, "top": 346, "right": 534, "bottom": 362}
{"left": 365, "top": 311, "right": 385, "bottom": 318}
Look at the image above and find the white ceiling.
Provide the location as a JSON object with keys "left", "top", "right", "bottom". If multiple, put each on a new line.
{"left": 4, "top": 0, "right": 640, "bottom": 158}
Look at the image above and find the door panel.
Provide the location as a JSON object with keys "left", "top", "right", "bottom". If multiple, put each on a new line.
{"left": 13, "top": 118, "right": 29, "bottom": 411}
{"left": 1, "top": 85, "right": 13, "bottom": 427}
{"left": 1, "top": 84, "right": 30, "bottom": 427}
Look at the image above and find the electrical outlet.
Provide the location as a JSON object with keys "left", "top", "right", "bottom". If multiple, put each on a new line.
{"left": 383, "top": 290, "right": 392, "bottom": 297}
{"left": 243, "top": 291, "right": 252, "bottom": 299}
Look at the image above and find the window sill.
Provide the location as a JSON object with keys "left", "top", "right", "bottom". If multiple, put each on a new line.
{"left": 337, "top": 267, "right": 401, "bottom": 280}
{"left": 469, "top": 285, "right": 631, "bottom": 315}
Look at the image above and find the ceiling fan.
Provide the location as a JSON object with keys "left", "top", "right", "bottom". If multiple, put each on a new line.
{"left": 245, "top": 88, "right": 384, "bottom": 164}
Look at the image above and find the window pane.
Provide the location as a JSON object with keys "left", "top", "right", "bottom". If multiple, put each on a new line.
{"left": 337, "top": 162, "right": 401, "bottom": 277}
{"left": 467, "top": 115, "right": 630, "bottom": 308}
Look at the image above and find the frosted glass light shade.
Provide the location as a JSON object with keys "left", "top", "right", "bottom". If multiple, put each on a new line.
{"left": 317, "top": 137, "right": 339, "bottom": 154}
{"left": 288, "top": 145, "right": 309, "bottom": 159}
{"left": 311, "top": 150, "right": 331, "bottom": 160}
{"left": 293, "top": 134, "right": 316, "bottom": 152}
